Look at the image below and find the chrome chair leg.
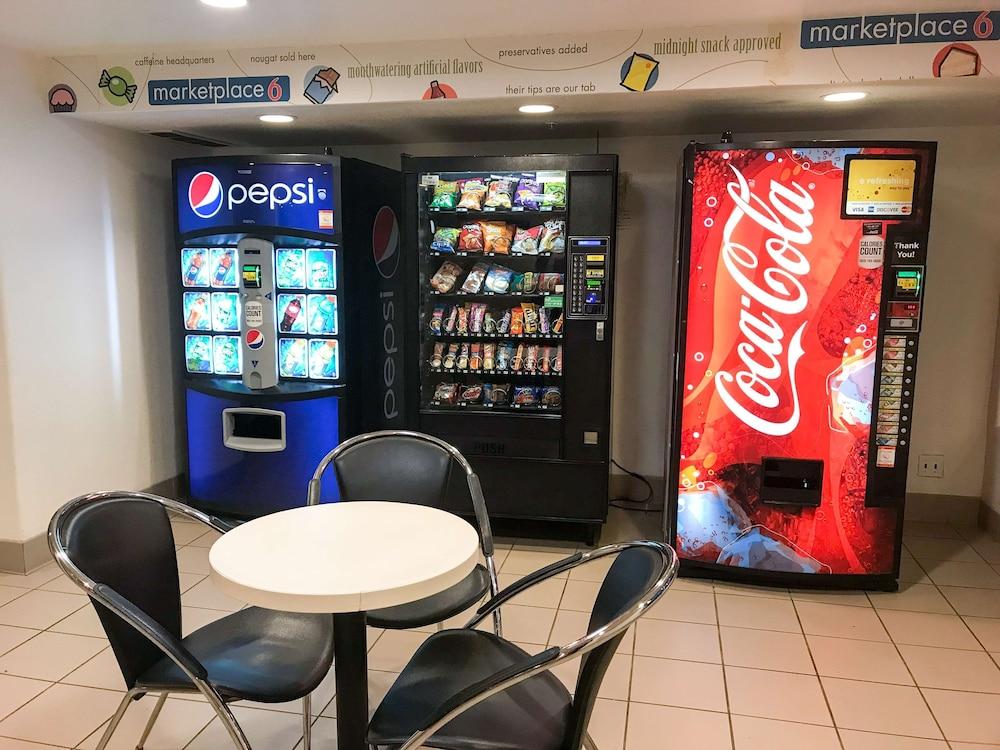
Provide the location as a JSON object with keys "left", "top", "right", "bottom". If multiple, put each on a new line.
{"left": 583, "top": 731, "right": 599, "bottom": 750}
{"left": 95, "top": 689, "right": 141, "bottom": 750}
{"left": 136, "top": 692, "right": 168, "bottom": 749}
{"left": 204, "top": 692, "right": 252, "bottom": 750}
{"left": 302, "top": 694, "right": 312, "bottom": 750}
{"left": 492, "top": 608, "right": 503, "bottom": 638}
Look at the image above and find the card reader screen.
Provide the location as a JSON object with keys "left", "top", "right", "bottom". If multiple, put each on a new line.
{"left": 242, "top": 264, "right": 262, "bottom": 288}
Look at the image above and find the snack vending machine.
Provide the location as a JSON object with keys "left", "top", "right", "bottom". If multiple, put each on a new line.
{"left": 667, "top": 141, "right": 936, "bottom": 590}
{"left": 403, "top": 154, "right": 618, "bottom": 542}
{"left": 174, "top": 155, "right": 405, "bottom": 517}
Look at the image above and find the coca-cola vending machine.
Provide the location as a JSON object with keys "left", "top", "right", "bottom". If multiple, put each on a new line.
{"left": 666, "top": 141, "right": 936, "bottom": 590}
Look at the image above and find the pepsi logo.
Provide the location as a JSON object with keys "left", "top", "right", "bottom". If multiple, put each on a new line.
{"left": 245, "top": 329, "right": 265, "bottom": 350}
{"left": 188, "top": 171, "right": 224, "bottom": 219}
{"left": 372, "top": 206, "right": 399, "bottom": 279}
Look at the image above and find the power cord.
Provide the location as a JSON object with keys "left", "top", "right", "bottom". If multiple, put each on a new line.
{"left": 610, "top": 458, "right": 663, "bottom": 512}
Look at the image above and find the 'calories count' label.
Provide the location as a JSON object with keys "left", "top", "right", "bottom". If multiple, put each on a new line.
{"left": 858, "top": 235, "right": 885, "bottom": 269}
{"left": 244, "top": 300, "right": 264, "bottom": 328}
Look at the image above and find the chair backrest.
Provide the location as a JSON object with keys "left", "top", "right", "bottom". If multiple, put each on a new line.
{"left": 49, "top": 493, "right": 183, "bottom": 689}
{"left": 566, "top": 546, "right": 666, "bottom": 749}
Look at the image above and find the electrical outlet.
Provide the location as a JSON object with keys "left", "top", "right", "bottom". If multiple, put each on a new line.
{"left": 917, "top": 454, "right": 945, "bottom": 478}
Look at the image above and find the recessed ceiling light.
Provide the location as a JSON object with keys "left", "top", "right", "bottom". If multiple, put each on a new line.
{"left": 259, "top": 114, "right": 295, "bottom": 124}
{"left": 201, "top": 0, "right": 247, "bottom": 7}
{"left": 519, "top": 104, "right": 556, "bottom": 114}
{"left": 822, "top": 91, "right": 867, "bottom": 103}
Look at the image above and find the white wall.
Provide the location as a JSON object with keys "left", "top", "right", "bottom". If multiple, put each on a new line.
{"left": 0, "top": 45, "right": 191, "bottom": 542}
{"left": 335, "top": 123, "right": 1000, "bottom": 502}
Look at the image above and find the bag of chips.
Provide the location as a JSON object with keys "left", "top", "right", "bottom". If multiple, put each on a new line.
{"left": 456, "top": 304, "right": 469, "bottom": 334}
{"left": 429, "top": 305, "right": 445, "bottom": 333}
{"left": 498, "top": 309, "right": 512, "bottom": 334}
{"left": 443, "top": 305, "right": 458, "bottom": 333}
{"left": 457, "top": 343, "right": 470, "bottom": 370}
{"left": 443, "top": 343, "right": 459, "bottom": 369}
{"left": 538, "top": 306, "right": 551, "bottom": 334}
{"left": 458, "top": 223, "right": 484, "bottom": 252}
{"left": 458, "top": 179, "right": 487, "bottom": 210}
{"left": 538, "top": 273, "right": 563, "bottom": 293}
{"left": 489, "top": 383, "right": 511, "bottom": 406}
{"left": 525, "top": 344, "right": 540, "bottom": 372}
{"left": 511, "top": 225, "right": 542, "bottom": 255}
{"left": 539, "top": 220, "right": 565, "bottom": 253}
{"left": 434, "top": 382, "right": 459, "bottom": 403}
{"left": 429, "top": 180, "right": 459, "bottom": 209}
{"left": 511, "top": 343, "right": 525, "bottom": 371}
{"left": 460, "top": 384, "right": 483, "bottom": 404}
{"left": 484, "top": 177, "right": 516, "bottom": 209}
{"left": 514, "top": 178, "right": 541, "bottom": 210}
{"left": 496, "top": 343, "right": 514, "bottom": 370}
{"left": 430, "top": 261, "right": 462, "bottom": 293}
{"left": 481, "top": 221, "right": 513, "bottom": 254}
{"left": 462, "top": 262, "right": 490, "bottom": 293}
{"left": 469, "top": 343, "right": 483, "bottom": 370}
{"left": 429, "top": 342, "right": 444, "bottom": 368}
{"left": 510, "top": 307, "right": 525, "bottom": 336}
{"left": 514, "top": 386, "right": 539, "bottom": 406}
{"left": 483, "top": 309, "right": 498, "bottom": 334}
{"left": 541, "top": 179, "right": 566, "bottom": 208}
{"left": 483, "top": 343, "right": 496, "bottom": 370}
{"left": 431, "top": 227, "right": 460, "bottom": 253}
{"left": 485, "top": 265, "right": 515, "bottom": 294}
{"left": 541, "top": 386, "right": 562, "bottom": 407}
{"left": 522, "top": 303, "right": 539, "bottom": 334}
{"left": 469, "top": 303, "right": 487, "bottom": 333}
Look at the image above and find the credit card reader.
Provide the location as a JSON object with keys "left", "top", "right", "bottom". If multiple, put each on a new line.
{"left": 568, "top": 236, "right": 610, "bottom": 320}
{"left": 237, "top": 237, "right": 279, "bottom": 390}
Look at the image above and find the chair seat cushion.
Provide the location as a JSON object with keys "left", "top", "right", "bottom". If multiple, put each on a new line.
{"left": 137, "top": 607, "right": 333, "bottom": 703}
{"left": 367, "top": 564, "right": 490, "bottom": 630}
{"left": 367, "top": 629, "right": 571, "bottom": 750}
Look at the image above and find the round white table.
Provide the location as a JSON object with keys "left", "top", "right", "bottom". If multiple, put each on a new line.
{"left": 209, "top": 501, "right": 481, "bottom": 750}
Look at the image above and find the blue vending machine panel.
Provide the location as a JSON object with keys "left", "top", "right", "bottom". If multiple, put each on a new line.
{"left": 186, "top": 388, "right": 341, "bottom": 516}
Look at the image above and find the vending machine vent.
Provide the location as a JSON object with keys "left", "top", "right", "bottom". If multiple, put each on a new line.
{"left": 149, "top": 131, "right": 231, "bottom": 147}
{"left": 760, "top": 458, "right": 824, "bottom": 507}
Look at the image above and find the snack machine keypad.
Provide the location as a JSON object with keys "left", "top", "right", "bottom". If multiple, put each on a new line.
{"left": 568, "top": 237, "right": 610, "bottom": 320}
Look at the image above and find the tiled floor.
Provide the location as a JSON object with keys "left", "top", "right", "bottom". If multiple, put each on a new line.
{"left": 3, "top": 516, "right": 1000, "bottom": 748}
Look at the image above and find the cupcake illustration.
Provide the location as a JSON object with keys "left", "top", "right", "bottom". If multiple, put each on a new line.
{"left": 48, "top": 84, "right": 77, "bottom": 113}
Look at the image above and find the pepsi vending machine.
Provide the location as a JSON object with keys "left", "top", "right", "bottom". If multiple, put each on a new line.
{"left": 174, "top": 155, "right": 406, "bottom": 517}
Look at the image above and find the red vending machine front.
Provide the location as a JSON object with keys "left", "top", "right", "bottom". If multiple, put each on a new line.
{"left": 666, "top": 141, "right": 936, "bottom": 590}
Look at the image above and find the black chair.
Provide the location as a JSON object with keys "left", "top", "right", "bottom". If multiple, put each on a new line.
{"left": 366, "top": 540, "right": 678, "bottom": 750}
{"left": 48, "top": 491, "right": 335, "bottom": 750}
{"left": 308, "top": 430, "right": 502, "bottom": 635}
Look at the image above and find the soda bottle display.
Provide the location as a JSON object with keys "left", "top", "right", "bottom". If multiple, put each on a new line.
{"left": 307, "top": 294, "right": 338, "bottom": 335}
{"left": 212, "top": 335, "right": 241, "bottom": 375}
{"left": 183, "top": 292, "right": 211, "bottom": 331}
{"left": 277, "top": 294, "right": 306, "bottom": 333}
{"left": 211, "top": 293, "right": 240, "bottom": 332}
{"left": 181, "top": 248, "right": 210, "bottom": 287}
{"left": 309, "top": 339, "right": 339, "bottom": 380}
{"left": 210, "top": 248, "right": 237, "bottom": 288}
{"left": 275, "top": 248, "right": 306, "bottom": 289}
{"left": 185, "top": 335, "right": 212, "bottom": 373}
{"left": 278, "top": 338, "right": 308, "bottom": 378}
{"left": 306, "top": 249, "right": 336, "bottom": 290}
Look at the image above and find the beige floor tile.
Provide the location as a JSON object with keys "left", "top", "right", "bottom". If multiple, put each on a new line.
{"left": 169, "top": 522, "right": 209, "bottom": 546}
{"left": 717, "top": 594, "right": 801, "bottom": 633}
{"left": 940, "top": 586, "right": 1000, "bottom": 618}
{"left": 567, "top": 555, "right": 615, "bottom": 582}
{"left": 795, "top": 601, "right": 889, "bottom": 641}
{"left": 646, "top": 588, "right": 717, "bottom": 624}
{"left": 0, "top": 631, "right": 105, "bottom": 682}
{"left": 878, "top": 610, "right": 982, "bottom": 650}
{"left": 319, "top": 669, "right": 399, "bottom": 720}
{"left": 720, "top": 627, "right": 814, "bottom": 674}
{"left": 186, "top": 704, "right": 306, "bottom": 749}
{"left": 0, "top": 684, "right": 125, "bottom": 747}
{"left": 790, "top": 589, "right": 873, "bottom": 608}
{"left": 496, "top": 573, "right": 565, "bottom": 608}
{"left": 671, "top": 577, "right": 716, "bottom": 594}
{"left": 512, "top": 539, "right": 579, "bottom": 553}
{"left": 0, "top": 587, "right": 26, "bottom": 609}
{"left": 726, "top": 666, "right": 830, "bottom": 725}
{"left": 950, "top": 743, "right": 1000, "bottom": 750}
{"left": 634, "top": 619, "right": 721, "bottom": 663}
{"left": 588, "top": 698, "right": 627, "bottom": 750}
{"left": 838, "top": 729, "right": 947, "bottom": 749}
{"left": 0, "top": 674, "right": 50, "bottom": 722}
{"left": 712, "top": 581, "right": 790, "bottom": 600}
{"left": 870, "top": 583, "right": 954, "bottom": 614}
{"left": 174, "top": 545, "right": 212, "bottom": 575}
{"left": 898, "top": 644, "right": 1000, "bottom": 692}
{"left": 0, "top": 591, "right": 87, "bottom": 630}
{"left": 963, "top": 616, "right": 1000, "bottom": 650}
{"left": 77, "top": 695, "right": 215, "bottom": 750}
{"left": 62, "top": 647, "right": 125, "bottom": 691}
{"left": 904, "top": 537, "right": 983, "bottom": 564}
{"left": 186, "top": 530, "right": 222, "bottom": 548}
{"left": 477, "top": 603, "right": 555, "bottom": 644}
{"left": 0, "top": 736, "right": 72, "bottom": 748}
{"left": 180, "top": 578, "right": 244, "bottom": 612}
{"left": 551, "top": 653, "right": 631, "bottom": 700}
{"left": 631, "top": 656, "right": 726, "bottom": 711}
{"left": 177, "top": 572, "right": 206, "bottom": 593}
{"left": 49, "top": 605, "right": 104, "bottom": 639}
{"left": 625, "top": 702, "right": 731, "bottom": 750}
{"left": 807, "top": 635, "right": 913, "bottom": 684}
{"left": 559, "top": 580, "right": 602, "bottom": 612}
{"left": 499, "top": 549, "right": 571, "bottom": 577}
{"left": 899, "top": 556, "right": 931, "bottom": 584}
{"left": 34, "top": 576, "right": 83, "bottom": 596}
{"left": 0, "top": 626, "right": 39, "bottom": 658}
{"left": 922, "top": 688, "right": 1000, "bottom": 743}
{"left": 550, "top": 609, "right": 632, "bottom": 654}
{"left": 902, "top": 522, "right": 962, "bottom": 539}
{"left": 821, "top": 677, "right": 941, "bottom": 738}
{"left": 924, "top": 561, "right": 1000, "bottom": 589}
{"left": 0, "top": 564, "right": 60, "bottom": 591}
{"left": 366, "top": 629, "right": 428, "bottom": 672}
{"left": 968, "top": 537, "right": 1000, "bottom": 565}
{"left": 732, "top": 715, "right": 840, "bottom": 750}
{"left": 181, "top": 605, "right": 232, "bottom": 637}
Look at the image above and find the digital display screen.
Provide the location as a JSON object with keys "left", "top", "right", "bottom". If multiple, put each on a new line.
{"left": 843, "top": 156, "right": 918, "bottom": 217}
{"left": 894, "top": 269, "right": 922, "bottom": 298}
{"left": 585, "top": 290, "right": 603, "bottom": 304}
{"left": 242, "top": 264, "right": 261, "bottom": 288}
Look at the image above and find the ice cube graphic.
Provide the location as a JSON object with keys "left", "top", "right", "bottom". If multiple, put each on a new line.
{"left": 718, "top": 525, "right": 831, "bottom": 573}
{"left": 676, "top": 485, "right": 751, "bottom": 561}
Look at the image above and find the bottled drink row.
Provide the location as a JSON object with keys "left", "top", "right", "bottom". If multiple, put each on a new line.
{"left": 180, "top": 247, "right": 337, "bottom": 292}
{"left": 430, "top": 260, "right": 564, "bottom": 296}
{"left": 184, "top": 335, "right": 340, "bottom": 380}
{"left": 429, "top": 342, "right": 562, "bottom": 375}
{"left": 182, "top": 292, "right": 338, "bottom": 337}
{"left": 429, "top": 220, "right": 565, "bottom": 255}
{"left": 428, "top": 382, "right": 562, "bottom": 411}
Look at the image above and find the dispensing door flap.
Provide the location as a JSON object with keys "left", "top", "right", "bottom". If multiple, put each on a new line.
{"left": 223, "top": 408, "right": 286, "bottom": 452}
{"left": 760, "top": 457, "right": 823, "bottom": 506}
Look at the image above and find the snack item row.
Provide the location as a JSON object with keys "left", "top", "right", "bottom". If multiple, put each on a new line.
{"left": 428, "top": 302, "right": 565, "bottom": 336}
{"left": 428, "top": 176, "right": 566, "bottom": 211}
{"left": 429, "top": 342, "right": 563, "bottom": 373}
{"left": 430, "top": 261, "right": 564, "bottom": 294}
{"left": 431, "top": 220, "right": 565, "bottom": 255}
{"left": 432, "top": 382, "right": 562, "bottom": 408}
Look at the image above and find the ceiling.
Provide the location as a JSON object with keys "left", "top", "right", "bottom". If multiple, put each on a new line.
{"left": 2, "top": 0, "right": 984, "bottom": 55}
{"left": 81, "top": 77, "right": 1000, "bottom": 147}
